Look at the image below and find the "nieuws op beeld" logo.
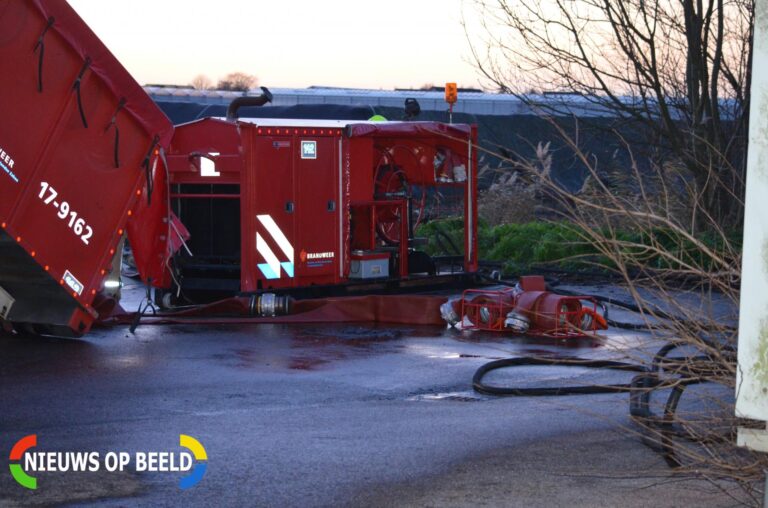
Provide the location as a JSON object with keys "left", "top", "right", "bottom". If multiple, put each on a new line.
{"left": 9, "top": 434, "right": 207, "bottom": 490}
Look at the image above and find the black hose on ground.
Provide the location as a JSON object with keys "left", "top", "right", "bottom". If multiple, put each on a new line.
{"left": 472, "top": 340, "right": 733, "bottom": 469}
{"left": 476, "top": 274, "right": 735, "bottom": 332}
{"left": 557, "top": 287, "right": 736, "bottom": 332}
{"left": 472, "top": 356, "right": 648, "bottom": 396}
{"left": 552, "top": 286, "right": 674, "bottom": 320}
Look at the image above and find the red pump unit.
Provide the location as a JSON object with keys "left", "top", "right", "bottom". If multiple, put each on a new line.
{"left": 156, "top": 117, "right": 478, "bottom": 301}
{"left": 445, "top": 276, "right": 607, "bottom": 338}
{"left": 0, "top": 0, "right": 479, "bottom": 335}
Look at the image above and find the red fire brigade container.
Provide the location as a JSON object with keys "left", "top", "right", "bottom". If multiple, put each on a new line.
{"left": 161, "top": 117, "right": 478, "bottom": 298}
{"left": 0, "top": 0, "right": 173, "bottom": 335}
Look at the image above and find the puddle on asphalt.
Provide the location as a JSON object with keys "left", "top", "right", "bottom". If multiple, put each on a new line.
{"left": 281, "top": 325, "right": 425, "bottom": 370}
{"left": 406, "top": 390, "right": 487, "bottom": 402}
{"left": 201, "top": 318, "right": 652, "bottom": 374}
{"left": 288, "top": 356, "right": 331, "bottom": 370}
{"left": 294, "top": 325, "right": 413, "bottom": 344}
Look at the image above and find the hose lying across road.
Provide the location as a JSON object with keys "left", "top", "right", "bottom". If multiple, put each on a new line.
{"left": 471, "top": 278, "right": 737, "bottom": 469}
{"left": 473, "top": 356, "right": 647, "bottom": 396}
{"left": 472, "top": 342, "right": 732, "bottom": 468}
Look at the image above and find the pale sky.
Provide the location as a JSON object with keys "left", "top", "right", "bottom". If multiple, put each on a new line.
{"left": 67, "top": 0, "right": 485, "bottom": 90}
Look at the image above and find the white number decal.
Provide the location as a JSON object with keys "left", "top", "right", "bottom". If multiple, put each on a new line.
{"left": 81, "top": 226, "right": 93, "bottom": 245}
{"left": 37, "top": 181, "right": 95, "bottom": 246}
{"left": 73, "top": 218, "right": 85, "bottom": 236}
{"left": 39, "top": 181, "right": 58, "bottom": 204}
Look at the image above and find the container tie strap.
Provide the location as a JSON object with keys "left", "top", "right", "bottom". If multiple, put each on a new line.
{"left": 158, "top": 146, "right": 170, "bottom": 185}
{"left": 105, "top": 98, "right": 127, "bottom": 168}
{"left": 72, "top": 57, "right": 92, "bottom": 128}
{"left": 141, "top": 135, "right": 161, "bottom": 205}
{"left": 32, "top": 17, "right": 55, "bottom": 93}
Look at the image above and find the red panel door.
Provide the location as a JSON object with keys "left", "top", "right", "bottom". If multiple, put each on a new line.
{"left": 250, "top": 135, "right": 296, "bottom": 290}
{"left": 295, "top": 137, "right": 339, "bottom": 284}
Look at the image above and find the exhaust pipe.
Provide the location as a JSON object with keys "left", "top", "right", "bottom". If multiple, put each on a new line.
{"left": 226, "top": 86, "right": 274, "bottom": 121}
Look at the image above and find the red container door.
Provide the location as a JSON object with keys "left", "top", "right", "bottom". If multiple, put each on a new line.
{"left": 249, "top": 135, "right": 296, "bottom": 290}
{"left": 295, "top": 137, "right": 339, "bottom": 285}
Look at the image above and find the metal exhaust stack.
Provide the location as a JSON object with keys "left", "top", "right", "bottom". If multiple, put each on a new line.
{"left": 226, "top": 87, "right": 274, "bottom": 121}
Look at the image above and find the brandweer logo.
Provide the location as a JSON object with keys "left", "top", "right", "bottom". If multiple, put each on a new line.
{"left": 8, "top": 434, "right": 207, "bottom": 490}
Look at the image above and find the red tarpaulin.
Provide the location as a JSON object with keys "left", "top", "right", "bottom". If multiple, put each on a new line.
{"left": 98, "top": 295, "right": 448, "bottom": 327}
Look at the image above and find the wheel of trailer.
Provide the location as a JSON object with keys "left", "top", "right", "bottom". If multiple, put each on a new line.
{"left": 154, "top": 287, "right": 178, "bottom": 310}
{"left": 373, "top": 163, "right": 425, "bottom": 245}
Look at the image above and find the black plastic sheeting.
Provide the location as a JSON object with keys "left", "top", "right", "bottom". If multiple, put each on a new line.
{"left": 156, "top": 101, "right": 379, "bottom": 125}
{"left": 154, "top": 99, "right": 654, "bottom": 192}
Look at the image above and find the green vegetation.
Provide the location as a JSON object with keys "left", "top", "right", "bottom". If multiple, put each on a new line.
{"left": 416, "top": 219, "right": 741, "bottom": 275}
{"left": 417, "top": 219, "right": 595, "bottom": 273}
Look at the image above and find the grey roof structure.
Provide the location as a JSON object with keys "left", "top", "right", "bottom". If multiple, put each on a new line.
{"left": 144, "top": 86, "right": 620, "bottom": 118}
{"left": 145, "top": 85, "right": 740, "bottom": 121}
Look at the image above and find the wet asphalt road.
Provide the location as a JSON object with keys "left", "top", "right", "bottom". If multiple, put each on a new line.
{"left": 0, "top": 286, "right": 730, "bottom": 507}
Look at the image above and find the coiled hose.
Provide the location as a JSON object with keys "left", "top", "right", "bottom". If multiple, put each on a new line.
{"left": 472, "top": 340, "right": 734, "bottom": 469}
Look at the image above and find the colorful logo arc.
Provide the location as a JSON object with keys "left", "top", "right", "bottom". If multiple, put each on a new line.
{"left": 179, "top": 434, "right": 207, "bottom": 490}
{"left": 9, "top": 434, "right": 37, "bottom": 489}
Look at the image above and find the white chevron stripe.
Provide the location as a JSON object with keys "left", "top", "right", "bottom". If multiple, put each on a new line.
{"left": 256, "top": 232, "right": 282, "bottom": 277}
{"left": 257, "top": 215, "right": 294, "bottom": 261}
